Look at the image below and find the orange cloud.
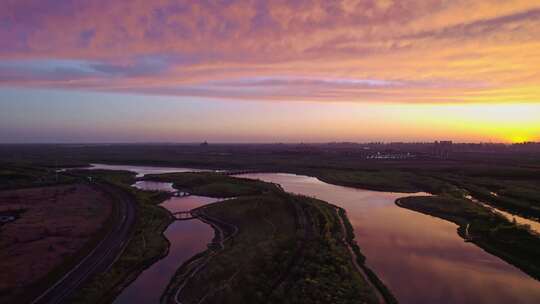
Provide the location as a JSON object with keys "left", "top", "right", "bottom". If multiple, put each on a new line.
{"left": 1, "top": 0, "right": 539, "bottom": 104}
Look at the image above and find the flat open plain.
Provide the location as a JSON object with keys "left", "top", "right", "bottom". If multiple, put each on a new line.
{"left": 0, "top": 184, "right": 112, "bottom": 303}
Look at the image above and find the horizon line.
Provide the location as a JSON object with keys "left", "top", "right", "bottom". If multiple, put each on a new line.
{"left": 1, "top": 141, "right": 537, "bottom": 146}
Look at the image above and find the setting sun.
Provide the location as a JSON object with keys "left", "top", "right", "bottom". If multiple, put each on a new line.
{"left": 509, "top": 135, "right": 532, "bottom": 144}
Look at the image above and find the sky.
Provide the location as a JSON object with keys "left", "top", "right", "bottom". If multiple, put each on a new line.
{"left": 1, "top": 0, "right": 539, "bottom": 143}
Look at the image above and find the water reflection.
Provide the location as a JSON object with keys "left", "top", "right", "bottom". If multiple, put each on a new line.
{"left": 100, "top": 166, "right": 217, "bottom": 304}
{"left": 241, "top": 173, "right": 540, "bottom": 304}
{"left": 161, "top": 195, "right": 217, "bottom": 213}
{"left": 113, "top": 219, "right": 214, "bottom": 304}
{"left": 89, "top": 163, "right": 205, "bottom": 177}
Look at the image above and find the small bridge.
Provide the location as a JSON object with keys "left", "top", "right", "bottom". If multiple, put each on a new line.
{"left": 172, "top": 191, "right": 191, "bottom": 197}
{"left": 172, "top": 211, "right": 198, "bottom": 220}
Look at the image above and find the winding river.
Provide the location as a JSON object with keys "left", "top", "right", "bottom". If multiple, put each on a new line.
{"left": 240, "top": 173, "right": 540, "bottom": 304}
{"left": 113, "top": 194, "right": 216, "bottom": 304}
{"left": 88, "top": 165, "right": 540, "bottom": 304}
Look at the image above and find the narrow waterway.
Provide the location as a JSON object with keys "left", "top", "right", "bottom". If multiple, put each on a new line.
{"left": 89, "top": 165, "right": 217, "bottom": 304}
{"left": 240, "top": 173, "right": 540, "bottom": 304}
{"left": 113, "top": 210, "right": 214, "bottom": 303}
{"left": 466, "top": 195, "right": 540, "bottom": 234}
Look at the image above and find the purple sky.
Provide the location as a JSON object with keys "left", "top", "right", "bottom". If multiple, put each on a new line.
{"left": 1, "top": 1, "right": 539, "bottom": 142}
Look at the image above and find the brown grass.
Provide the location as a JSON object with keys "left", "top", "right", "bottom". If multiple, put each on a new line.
{"left": 0, "top": 184, "right": 112, "bottom": 303}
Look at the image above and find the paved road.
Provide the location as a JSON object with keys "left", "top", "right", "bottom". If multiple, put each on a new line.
{"left": 31, "top": 182, "right": 137, "bottom": 304}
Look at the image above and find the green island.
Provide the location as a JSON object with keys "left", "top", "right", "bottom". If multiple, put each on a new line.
{"left": 148, "top": 172, "right": 386, "bottom": 304}
{"left": 142, "top": 172, "right": 279, "bottom": 197}
{"left": 307, "top": 165, "right": 540, "bottom": 220}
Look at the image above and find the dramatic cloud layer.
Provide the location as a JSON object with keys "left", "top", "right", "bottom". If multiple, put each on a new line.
{"left": 1, "top": 0, "right": 540, "bottom": 103}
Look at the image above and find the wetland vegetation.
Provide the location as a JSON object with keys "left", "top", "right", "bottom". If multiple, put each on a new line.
{"left": 2, "top": 144, "right": 540, "bottom": 303}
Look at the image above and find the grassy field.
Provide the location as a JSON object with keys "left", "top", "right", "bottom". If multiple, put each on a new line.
{"left": 0, "top": 183, "right": 113, "bottom": 304}
{"left": 398, "top": 195, "right": 540, "bottom": 280}
{"left": 142, "top": 172, "right": 279, "bottom": 197}
{"left": 0, "top": 162, "right": 75, "bottom": 190}
{"left": 163, "top": 193, "right": 380, "bottom": 304}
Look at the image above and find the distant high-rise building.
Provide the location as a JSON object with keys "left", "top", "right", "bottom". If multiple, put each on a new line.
{"left": 433, "top": 141, "right": 453, "bottom": 158}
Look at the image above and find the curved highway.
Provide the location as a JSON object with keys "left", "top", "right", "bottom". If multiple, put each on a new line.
{"left": 31, "top": 182, "right": 137, "bottom": 304}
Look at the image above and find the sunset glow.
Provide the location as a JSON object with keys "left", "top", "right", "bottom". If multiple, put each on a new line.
{"left": 2, "top": 3, "right": 540, "bottom": 302}
{"left": 1, "top": 1, "right": 539, "bottom": 142}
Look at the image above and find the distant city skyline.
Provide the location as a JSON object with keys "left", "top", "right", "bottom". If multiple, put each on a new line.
{"left": 1, "top": 1, "right": 539, "bottom": 143}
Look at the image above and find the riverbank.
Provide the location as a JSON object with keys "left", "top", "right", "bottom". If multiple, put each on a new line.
{"left": 396, "top": 195, "right": 540, "bottom": 281}
{"left": 336, "top": 208, "right": 397, "bottom": 304}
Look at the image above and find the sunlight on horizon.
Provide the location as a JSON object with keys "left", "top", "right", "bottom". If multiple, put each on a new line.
{"left": 389, "top": 103, "right": 540, "bottom": 143}
{"left": 1, "top": 1, "right": 540, "bottom": 143}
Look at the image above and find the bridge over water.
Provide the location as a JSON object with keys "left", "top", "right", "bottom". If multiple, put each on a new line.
{"left": 172, "top": 211, "right": 197, "bottom": 220}
{"left": 172, "top": 191, "right": 191, "bottom": 197}
{"left": 221, "top": 169, "right": 270, "bottom": 176}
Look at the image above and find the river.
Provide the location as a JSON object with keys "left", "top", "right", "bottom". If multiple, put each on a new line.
{"left": 87, "top": 165, "right": 540, "bottom": 304}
